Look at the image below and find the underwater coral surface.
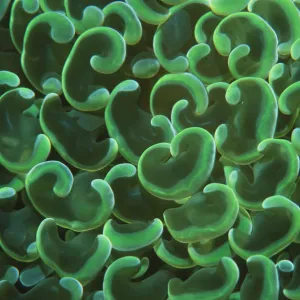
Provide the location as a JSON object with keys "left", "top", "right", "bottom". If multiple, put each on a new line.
{"left": 1, "top": 0, "right": 300, "bottom": 299}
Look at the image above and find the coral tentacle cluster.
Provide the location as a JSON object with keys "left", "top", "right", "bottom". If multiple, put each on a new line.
{"left": 1, "top": 0, "right": 300, "bottom": 299}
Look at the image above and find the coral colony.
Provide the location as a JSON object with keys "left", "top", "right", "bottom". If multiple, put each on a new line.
{"left": 1, "top": 0, "right": 300, "bottom": 299}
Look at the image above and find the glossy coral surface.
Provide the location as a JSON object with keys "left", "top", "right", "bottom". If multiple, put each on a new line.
{"left": 1, "top": 0, "right": 300, "bottom": 299}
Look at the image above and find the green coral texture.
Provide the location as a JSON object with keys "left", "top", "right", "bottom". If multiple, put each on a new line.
{"left": 2, "top": 0, "right": 300, "bottom": 299}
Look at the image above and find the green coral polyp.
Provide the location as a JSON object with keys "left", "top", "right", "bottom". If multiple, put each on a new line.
{"left": 138, "top": 127, "right": 216, "bottom": 200}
